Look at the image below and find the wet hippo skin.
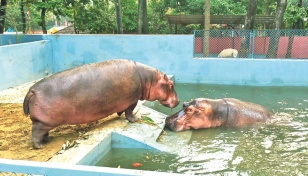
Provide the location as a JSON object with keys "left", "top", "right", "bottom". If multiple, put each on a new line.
{"left": 165, "top": 98, "right": 273, "bottom": 132}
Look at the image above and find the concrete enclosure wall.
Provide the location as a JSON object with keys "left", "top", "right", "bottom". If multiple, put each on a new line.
{"left": 41, "top": 35, "right": 193, "bottom": 74}
{"left": 0, "top": 40, "right": 53, "bottom": 90}
{"left": 0, "top": 34, "right": 43, "bottom": 46}
{"left": 1, "top": 34, "right": 308, "bottom": 91}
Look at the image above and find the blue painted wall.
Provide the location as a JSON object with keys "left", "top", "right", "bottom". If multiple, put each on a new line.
{"left": 42, "top": 35, "right": 192, "bottom": 74}
{"left": 0, "top": 34, "right": 43, "bottom": 46}
{"left": 0, "top": 40, "right": 53, "bottom": 90}
{"left": 175, "top": 58, "right": 308, "bottom": 86}
{"left": 1, "top": 34, "right": 308, "bottom": 91}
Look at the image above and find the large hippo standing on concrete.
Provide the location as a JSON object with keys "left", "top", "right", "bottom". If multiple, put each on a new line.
{"left": 165, "top": 98, "right": 273, "bottom": 132}
{"left": 23, "top": 59, "right": 179, "bottom": 148}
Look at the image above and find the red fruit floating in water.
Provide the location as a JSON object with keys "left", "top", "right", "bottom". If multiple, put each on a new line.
{"left": 132, "top": 162, "right": 143, "bottom": 167}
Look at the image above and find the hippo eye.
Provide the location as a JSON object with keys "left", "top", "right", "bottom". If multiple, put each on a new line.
{"left": 198, "top": 107, "right": 205, "bottom": 111}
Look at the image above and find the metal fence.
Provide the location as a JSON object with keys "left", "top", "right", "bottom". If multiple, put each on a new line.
{"left": 193, "top": 30, "right": 308, "bottom": 59}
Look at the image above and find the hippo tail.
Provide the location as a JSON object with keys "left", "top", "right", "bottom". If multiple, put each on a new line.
{"left": 23, "top": 90, "right": 34, "bottom": 115}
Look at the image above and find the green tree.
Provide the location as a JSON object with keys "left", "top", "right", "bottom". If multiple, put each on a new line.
{"left": 66, "top": 0, "right": 115, "bottom": 34}
{"left": 0, "top": 0, "right": 7, "bottom": 33}
{"left": 33, "top": 0, "right": 47, "bottom": 34}
{"left": 266, "top": 0, "right": 287, "bottom": 58}
{"left": 4, "top": 0, "right": 25, "bottom": 42}
{"left": 284, "top": 0, "right": 307, "bottom": 29}
{"left": 239, "top": 0, "right": 258, "bottom": 58}
{"left": 4, "top": 0, "right": 44, "bottom": 34}
{"left": 121, "top": 0, "right": 138, "bottom": 33}
{"left": 147, "top": 0, "right": 171, "bottom": 33}
{"left": 211, "top": 0, "right": 247, "bottom": 15}
{"left": 5, "top": 0, "right": 22, "bottom": 32}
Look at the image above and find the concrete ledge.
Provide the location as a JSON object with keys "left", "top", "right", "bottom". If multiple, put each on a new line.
{"left": 0, "top": 158, "right": 184, "bottom": 176}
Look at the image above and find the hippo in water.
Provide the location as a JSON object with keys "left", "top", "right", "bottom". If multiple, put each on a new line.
{"left": 165, "top": 98, "right": 273, "bottom": 132}
{"left": 23, "top": 59, "right": 179, "bottom": 148}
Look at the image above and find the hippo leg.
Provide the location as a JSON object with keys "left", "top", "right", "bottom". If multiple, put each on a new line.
{"left": 43, "top": 133, "right": 51, "bottom": 142}
{"left": 124, "top": 102, "right": 138, "bottom": 122}
{"left": 117, "top": 111, "right": 124, "bottom": 116}
{"left": 32, "top": 121, "right": 54, "bottom": 149}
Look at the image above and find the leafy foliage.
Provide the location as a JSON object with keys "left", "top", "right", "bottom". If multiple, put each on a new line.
{"left": 66, "top": 0, "right": 116, "bottom": 34}
{"left": 4, "top": 1, "right": 21, "bottom": 31}
{"left": 148, "top": 0, "right": 171, "bottom": 34}
{"left": 2, "top": 0, "right": 308, "bottom": 34}
{"left": 284, "top": 1, "right": 307, "bottom": 29}
{"left": 121, "top": 0, "right": 138, "bottom": 33}
{"left": 211, "top": 0, "right": 247, "bottom": 15}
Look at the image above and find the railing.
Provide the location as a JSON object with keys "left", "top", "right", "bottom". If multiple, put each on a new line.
{"left": 194, "top": 30, "right": 308, "bottom": 59}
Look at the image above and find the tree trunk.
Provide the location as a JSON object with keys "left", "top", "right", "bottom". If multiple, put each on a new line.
{"left": 203, "top": 0, "right": 210, "bottom": 57}
{"left": 41, "top": 0, "right": 47, "bottom": 34}
{"left": 114, "top": 0, "right": 123, "bottom": 34}
{"left": 137, "top": 0, "right": 143, "bottom": 34}
{"left": 274, "top": 0, "right": 287, "bottom": 30}
{"left": 20, "top": 0, "right": 26, "bottom": 34}
{"left": 293, "top": 0, "right": 304, "bottom": 30}
{"left": 142, "top": 0, "right": 148, "bottom": 34}
{"left": 0, "top": 0, "right": 8, "bottom": 34}
{"left": 72, "top": 1, "right": 79, "bottom": 34}
{"left": 138, "top": 0, "right": 148, "bottom": 34}
{"left": 266, "top": 0, "right": 287, "bottom": 58}
{"left": 286, "top": 0, "right": 303, "bottom": 58}
{"left": 264, "top": 0, "right": 273, "bottom": 29}
{"left": 244, "top": 0, "right": 258, "bottom": 30}
{"left": 239, "top": 0, "right": 258, "bottom": 58}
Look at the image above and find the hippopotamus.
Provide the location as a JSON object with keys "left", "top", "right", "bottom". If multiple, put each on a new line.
{"left": 165, "top": 98, "right": 273, "bottom": 132}
{"left": 23, "top": 59, "right": 179, "bottom": 148}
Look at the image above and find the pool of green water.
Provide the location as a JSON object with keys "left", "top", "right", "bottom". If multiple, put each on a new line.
{"left": 96, "top": 84, "right": 308, "bottom": 175}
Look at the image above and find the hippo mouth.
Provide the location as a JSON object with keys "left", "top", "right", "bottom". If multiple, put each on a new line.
{"left": 165, "top": 117, "right": 190, "bottom": 132}
{"left": 160, "top": 101, "right": 177, "bottom": 108}
{"left": 165, "top": 110, "right": 190, "bottom": 131}
{"left": 160, "top": 95, "right": 180, "bottom": 108}
{"left": 165, "top": 119, "right": 181, "bottom": 131}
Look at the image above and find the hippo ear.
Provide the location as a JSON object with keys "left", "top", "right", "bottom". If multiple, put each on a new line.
{"left": 168, "top": 81, "right": 174, "bottom": 88}
{"left": 157, "top": 72, "right": 167, "bottom": 83}
{"left": 163, "top": 74, "right": 168, "bottom": 80}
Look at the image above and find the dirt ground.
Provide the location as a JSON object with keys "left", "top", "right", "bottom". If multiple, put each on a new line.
{"left": 0, "top": 103, "right": 118, "bottom": 162}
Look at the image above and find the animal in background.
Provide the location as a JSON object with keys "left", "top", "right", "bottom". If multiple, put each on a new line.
{"left": 218, "top": 48, "right": 238, "bottom": 58}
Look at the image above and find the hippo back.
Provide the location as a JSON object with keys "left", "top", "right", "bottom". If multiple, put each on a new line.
{"left": 224, "top": 98, "right": 273, "bottom": 126}
{"left": 24, "top": 59, "right": 150, "bottom": 125}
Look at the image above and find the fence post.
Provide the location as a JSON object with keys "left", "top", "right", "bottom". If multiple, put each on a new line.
{"left": 249, "top": 31, "right": 255, "bottom": 58}
{"left": 203, "top": 30, "right": 210, "bottom": 57}
{"left": 232, "top": 30, "right": 235, "bottom": 49}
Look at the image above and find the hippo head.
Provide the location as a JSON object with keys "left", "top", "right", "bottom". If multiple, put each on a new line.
{"left": 165, "top": 98, "right": 214, "bottom": 131}
{"left": 148, "top": 72, "right": 179, "bottom": 108}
